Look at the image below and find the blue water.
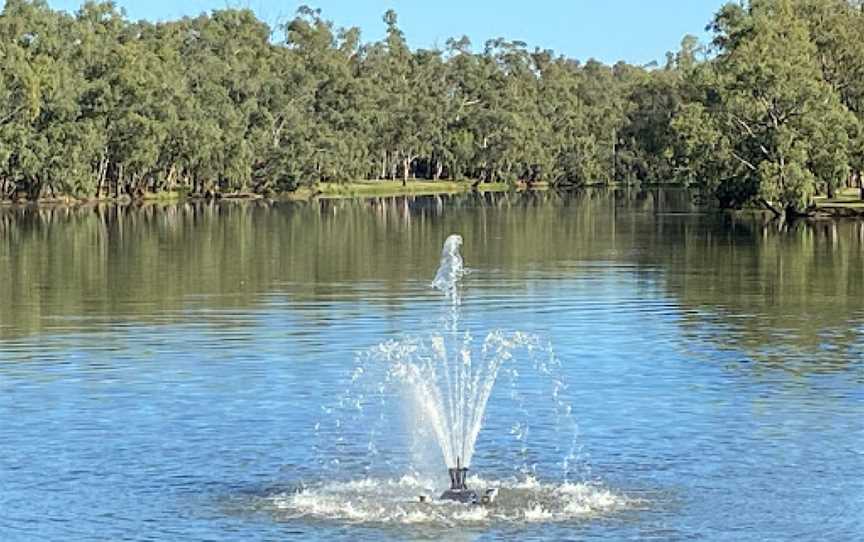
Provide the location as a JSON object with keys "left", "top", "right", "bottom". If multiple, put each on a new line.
{"left": 1, "top": 195, "right": 862, "bottom": 540}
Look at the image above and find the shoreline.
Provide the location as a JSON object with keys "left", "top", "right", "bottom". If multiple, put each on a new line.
{"left": 0, "top": 179, "right": 544, "bottom": 207}
{"left": 812, "top": 189, "right": 864, "bottom": 218}
{"left": 3, "top": 182, "right": 864, "bottom": 220}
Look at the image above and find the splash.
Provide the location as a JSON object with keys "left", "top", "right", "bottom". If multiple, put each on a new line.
{"left": 265, "top": 476, "right": 627, "bottom": 526}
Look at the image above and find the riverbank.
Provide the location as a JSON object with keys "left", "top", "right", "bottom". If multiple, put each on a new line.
{"left": 813, "top": 187, "right": 864, "bottom": 218}
{"left": 5, "top": 182, "right": 864, "bottom": 220}
{"left": 0, "top": 179, "right": 540, "bottom": 206}
{"left": 298, "top": 179, "right": 527, "bottom": 199}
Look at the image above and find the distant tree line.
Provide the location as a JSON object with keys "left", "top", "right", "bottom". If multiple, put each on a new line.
{"left": 1, "top": 0, "right": 862, "bottom": 217}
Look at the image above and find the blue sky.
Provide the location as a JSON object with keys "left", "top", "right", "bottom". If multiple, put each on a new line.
{"left": 42, "top": 1, "right": 729, "bottom": 65}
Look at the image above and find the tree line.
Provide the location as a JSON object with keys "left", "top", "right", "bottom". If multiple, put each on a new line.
{"left": 1, "top": 0, "right": 862, "bottom": 217}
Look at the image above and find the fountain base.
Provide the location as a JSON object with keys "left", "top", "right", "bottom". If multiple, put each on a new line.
{"left": 439, "top": 488, "right": 481, "bottom": 505}
{"left": 436, "top": 460, "right": 498, "bottom": 505}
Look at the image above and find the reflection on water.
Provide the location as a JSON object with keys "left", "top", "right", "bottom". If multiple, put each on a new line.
{"left": 3, "top": 190, "right": 863, "bottom": 373}
{"left": 1, "top": 190, "right": 862, "bottom": 541}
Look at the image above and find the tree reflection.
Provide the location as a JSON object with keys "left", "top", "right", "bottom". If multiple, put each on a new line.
{"left": 1, "top": 191, "right": 862, "bottom": 374}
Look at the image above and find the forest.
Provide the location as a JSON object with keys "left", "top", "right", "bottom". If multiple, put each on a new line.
{"left": 0, "top": 0, "right": 863, "bottom": 217}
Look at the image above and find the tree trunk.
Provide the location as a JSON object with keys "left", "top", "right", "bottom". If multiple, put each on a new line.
{"left": 434, "top": 160, "right": 443, "bottom": 181}
{"left": 402, "top": 157, "right": 409, "bottom": 187}
{"left": 129, "top": 174, "right": 143, "bottom": 200}
{"left": 115, "top": 163, "right": 123, "bottom": 199}
{"left": 758, "top": 198, "right": 783, "bottom": 219}
{"left": 95, "top": 157, "right": 107, "bottom": 199}
{"left": 785, "top": 205, "right": 804, "bottom": 222}
{"left": 859, "top": 171, "right": 863, "bottom": 201}
{"left": 166, "top": 165, "right": 177, "bottom": 190}
{"left": 28, "top": 178, "right": 42, "bottom": 201}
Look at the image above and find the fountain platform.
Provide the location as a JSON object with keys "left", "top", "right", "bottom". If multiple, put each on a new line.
{"left": 435, "top": 457, "right": 498, "bottom": 505}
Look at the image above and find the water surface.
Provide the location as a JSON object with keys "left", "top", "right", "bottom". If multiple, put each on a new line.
{"left": 1, "top": 190, "right": 862, "bottom": 540}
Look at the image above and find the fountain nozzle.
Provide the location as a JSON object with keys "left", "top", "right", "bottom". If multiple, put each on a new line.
{"left": 448, "top": 457, "right": 469, "bottom": 491}
{"left": 440, "top": 456, "right": 479, "bottom": 504}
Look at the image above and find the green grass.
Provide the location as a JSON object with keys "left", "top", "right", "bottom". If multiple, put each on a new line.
{"left": 142, "top": 190, "right": 188, "bottom": 202}
{"left": 815, "top": 187, "right": 864, "bottom": 209}
{"left": 311, "top": 179, "right": 517, "bottom": 199}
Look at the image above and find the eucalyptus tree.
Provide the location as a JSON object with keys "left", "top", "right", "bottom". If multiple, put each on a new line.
{"left": 367, "top": 9, "right": 420, "bottom": 184}
{"left": 673, "top": 0, "right": 856, "bottom": 217}
{"left": 439, "top": 36, "right": 484, "bottom": 180}
{"left": 2, "top": 0, "right": 863, "bottom": 207}
{"left": 798, "top": 0, "right": 864, "bottom": 189}
{"left": 613, "top": 37, "right": 701, "bottom": 184}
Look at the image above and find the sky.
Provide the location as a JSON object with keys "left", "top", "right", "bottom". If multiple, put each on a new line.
{"left": 41, "top": 0, "right": 730, "bottom": 65}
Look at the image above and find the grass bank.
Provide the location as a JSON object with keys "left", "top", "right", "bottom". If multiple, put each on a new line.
{"left": 813, "top": 187, "right": 864, "bottom": 217}
{"left": 815, "top": 187, "right": 864, "bottom": 208}
{"left": 0, "top": 179, "right": 544, "bottom": 205}
{"left": 305, "top": 179, "right": 523, "bottom": 199}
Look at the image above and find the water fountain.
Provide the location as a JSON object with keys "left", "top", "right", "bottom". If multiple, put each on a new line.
{"left": 405, "top": 234, "right": 501, "bottom": 504}
{"left": 278, "top": 234, "right": 626, "bottom": 525}
{"left": 372, "top": 234, "right": 567, "bottom": 506}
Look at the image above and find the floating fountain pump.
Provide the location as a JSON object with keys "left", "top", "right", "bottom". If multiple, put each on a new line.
{"left": 439, "top": 457, "right": 480, "bottom": 504}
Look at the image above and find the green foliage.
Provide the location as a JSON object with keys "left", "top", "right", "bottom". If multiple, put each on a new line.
{"left": 0, "top": 0, "right": 862, "bottom": 210}
{"left": 673, "top": 0, "right": 862, "bottom": 215}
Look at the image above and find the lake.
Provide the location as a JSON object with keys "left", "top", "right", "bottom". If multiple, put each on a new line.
{"left": 1, "top": 190, "right": 862, "bottom": 541}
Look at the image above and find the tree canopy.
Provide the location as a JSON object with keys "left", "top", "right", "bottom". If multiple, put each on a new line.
{"left": 673, "top": 0, "right": 864, "bottom": 217}
{"left": 0, "top": 0, "right": 862, "bottom": 215}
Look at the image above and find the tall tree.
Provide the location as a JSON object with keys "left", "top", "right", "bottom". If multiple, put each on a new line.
{"left": 674, "top": 0, "right": 857, "bottom": 217}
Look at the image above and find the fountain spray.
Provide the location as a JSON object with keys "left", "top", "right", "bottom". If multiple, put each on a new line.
{"left": 320, "top": 233, "right": 583, "bottom": 511}
{"left": 371, "top": 235, "right": 541, "bottom": 505}
{"left": 425, "top": 235, "right": 492, "bottom": 504}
